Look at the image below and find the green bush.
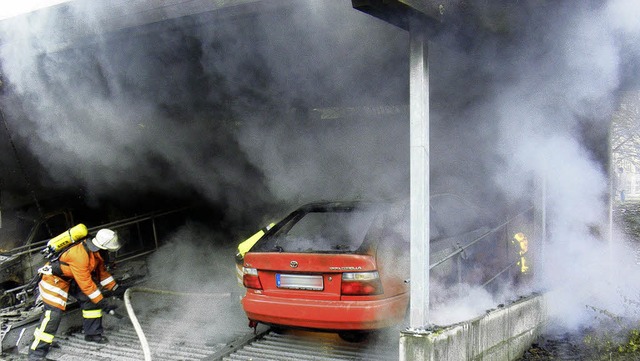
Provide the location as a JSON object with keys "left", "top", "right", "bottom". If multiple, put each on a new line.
{"left": 581, "top": 306, "right": 640, "bottom": 360}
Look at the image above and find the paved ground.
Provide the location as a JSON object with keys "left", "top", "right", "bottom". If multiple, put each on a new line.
{"left": 3, "top": 289, "right": 251, "bottom": 360}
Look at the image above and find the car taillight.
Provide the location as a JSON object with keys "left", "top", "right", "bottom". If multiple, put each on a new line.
{"left": 243, "top": 267, "right": 262, "bottom": 290}
{"left": 341, "top": 271, "right": 382, "bottom": 295}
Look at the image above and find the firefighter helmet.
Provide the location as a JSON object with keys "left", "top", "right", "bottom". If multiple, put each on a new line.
{"left": 514, "top": 232, "right": 526, "bottom": 242}
{"left": 90, "top": 229, "right": 121, "bottom": 251}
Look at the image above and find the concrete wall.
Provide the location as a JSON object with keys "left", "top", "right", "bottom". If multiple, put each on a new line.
{"left": 399, "top": 293, "right": 546, "bottom": 361}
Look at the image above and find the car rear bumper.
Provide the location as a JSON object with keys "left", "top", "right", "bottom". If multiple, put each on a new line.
{"left": 241, "top": 292, "right": 408, "bottom": 330}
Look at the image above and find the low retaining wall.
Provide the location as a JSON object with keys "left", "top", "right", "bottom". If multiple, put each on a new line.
{"left": 400, "top": 293, "right": 546, "bottom": 361}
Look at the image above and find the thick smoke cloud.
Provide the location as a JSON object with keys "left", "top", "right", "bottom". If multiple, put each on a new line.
{"left": 426, "top": 1, "right": 640, "bottom": 329}
{"left": 0, "top": 0, "right": 410, "bottom": 216}
{"left": 0, "top": 0, "right": 638, "bottom": 333}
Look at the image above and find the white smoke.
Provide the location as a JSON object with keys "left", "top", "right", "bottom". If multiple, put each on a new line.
{"left": 484, "top": 1, "right": 640, "bottom": 331}
{"left": 0, "top": 0, "right": 638, "bottom": 335}
{"left": 140, "top": 222, "right": 247, "bottom": 343}
{"left": 396, "top": 1, "right": 640, "bottom": 329}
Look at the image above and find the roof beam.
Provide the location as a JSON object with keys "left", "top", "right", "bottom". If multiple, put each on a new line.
{"left": 351, "top": 0, "right": 442, "bottom": 31}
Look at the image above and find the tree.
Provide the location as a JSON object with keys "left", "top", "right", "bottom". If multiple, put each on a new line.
{"left": 611, "top": 91, "right": 640, "bottom": 197}
{"left": 612, "top": 91, "right": 640, "bottom": 169}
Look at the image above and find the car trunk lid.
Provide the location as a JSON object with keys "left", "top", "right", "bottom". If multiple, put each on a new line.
{"left": 244, "top": 252, "right": 377, "bottom": 300}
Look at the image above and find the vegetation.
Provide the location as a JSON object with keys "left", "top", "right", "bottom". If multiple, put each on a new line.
{"left": 612, "top": 91, "right": 640, "bottom": 171}
{"left": 521, "top": 201, "right": 640, "bottom": 360}
{"left": 581, "top": 306, "right": 640, "bottom": 360}
{"left": 578, "top": 201, "right": 640, "bottom": 360}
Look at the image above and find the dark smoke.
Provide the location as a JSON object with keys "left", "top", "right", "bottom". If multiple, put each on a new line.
{"left": 0, "top": 0, "right": 638, "bottom": 331}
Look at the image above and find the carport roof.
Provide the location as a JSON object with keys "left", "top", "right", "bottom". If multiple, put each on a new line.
{"left": 0, "top": 0, "right": 289, "bottom": 53}
{"left": 0, "top": 0, "right": 443, "bottom": 52}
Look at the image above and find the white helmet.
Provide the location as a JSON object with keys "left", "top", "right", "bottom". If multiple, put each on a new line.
{"left": 90, "top": 229, "right": 121, "bottom": 251}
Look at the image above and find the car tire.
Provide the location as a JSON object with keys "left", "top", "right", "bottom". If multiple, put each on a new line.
{"left": 338, "top": 331, "right": 369, "bottom": 343}
{"left": 270, "top": 326, "right": 286, "bottom": 334}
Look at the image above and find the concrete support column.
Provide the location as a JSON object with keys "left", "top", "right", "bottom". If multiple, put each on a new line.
{"left": 409, "top": 22, "right": 430, "bottom": 329}
{"left": 532, "top": 171, "right": 547, "bottom": 289}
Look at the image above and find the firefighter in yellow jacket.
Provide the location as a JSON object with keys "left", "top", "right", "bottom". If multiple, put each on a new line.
{"left": 513, "top": 232, "right": 529, "bottom": 274}
{"left": 28, "top": 229, "right": 124, "bottom": 361}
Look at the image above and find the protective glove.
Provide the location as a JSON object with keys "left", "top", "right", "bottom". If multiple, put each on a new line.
{"left": 111, "top": 284, "right": 128, "bottom": 299}
{"left": 96, "top": 298, "right": 118, "bottom": 313}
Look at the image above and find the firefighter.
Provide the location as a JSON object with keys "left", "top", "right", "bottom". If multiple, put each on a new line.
{"left": 28, "top": 229, "right": 125, "bottom": 361}
{"left": 513, "top": 232, "right": 529, "bottom": 274}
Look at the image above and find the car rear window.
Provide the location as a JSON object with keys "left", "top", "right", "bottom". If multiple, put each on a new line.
{"left": 254, "top": 205, "right": 380, "bottom": 253}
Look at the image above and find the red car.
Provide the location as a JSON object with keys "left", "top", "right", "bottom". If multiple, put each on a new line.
{"left": 241, "top": 201, "right": 410, "bottom": 341}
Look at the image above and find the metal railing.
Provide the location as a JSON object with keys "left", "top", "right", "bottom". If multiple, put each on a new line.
{"left": 0, "top": 207, "right": 189, "bottom": 299}
{"left": 429, "top": 205, "right": 535, "bottom": 289}
{"left": 2, "top": 207, "right": 188, "bottom": 260}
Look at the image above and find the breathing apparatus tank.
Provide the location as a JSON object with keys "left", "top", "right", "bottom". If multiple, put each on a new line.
{"left": 42, "top": 223, "right": 88, "bottom": 259}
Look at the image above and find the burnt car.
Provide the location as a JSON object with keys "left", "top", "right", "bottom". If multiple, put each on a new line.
{"left": 240, "top": 198, "right": 500, "bottom": 341}
{"left": 241, "top": 201, "right": 411, "bottom": 341}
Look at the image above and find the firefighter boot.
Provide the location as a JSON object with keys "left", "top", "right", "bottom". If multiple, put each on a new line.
{"left": 84, "top": 334, "right": 109, "bottom": 344}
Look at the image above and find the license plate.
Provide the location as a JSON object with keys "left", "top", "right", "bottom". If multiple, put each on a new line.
{"left": 276, "top": 274, "right": 324, "bottom": 290}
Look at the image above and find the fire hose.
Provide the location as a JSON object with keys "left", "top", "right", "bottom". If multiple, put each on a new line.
{"left": 123, "top": 287, "right": 232, "bottom": 361}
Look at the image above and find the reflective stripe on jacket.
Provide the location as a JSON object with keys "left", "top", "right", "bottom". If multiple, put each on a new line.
{"left": 39, "top": 241, "right": 116, "bottom": 310}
